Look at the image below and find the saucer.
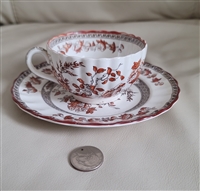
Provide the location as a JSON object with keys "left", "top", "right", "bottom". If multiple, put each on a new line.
{"left": 11, "top": 62, "right": 180, "bottom": 128}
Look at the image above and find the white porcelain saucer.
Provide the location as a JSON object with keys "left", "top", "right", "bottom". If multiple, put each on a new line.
{"left": 11, "top": 62, "right": 180, "bottom": 128}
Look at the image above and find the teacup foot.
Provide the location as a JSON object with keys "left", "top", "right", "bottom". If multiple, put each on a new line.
{"left": 73, "top": 94, "right": 122, "bottom": 105}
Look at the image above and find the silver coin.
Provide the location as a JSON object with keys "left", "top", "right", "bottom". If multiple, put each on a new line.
{"left": 70, "top": 146, "right": 104, "bottom": 172}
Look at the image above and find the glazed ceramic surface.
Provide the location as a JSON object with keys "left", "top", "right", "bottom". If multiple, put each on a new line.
{"left": 26, "top": 31, "right": 147, "bottom": 104}
{"left": 11, "top": 62, "right": 180, "bottom": 128}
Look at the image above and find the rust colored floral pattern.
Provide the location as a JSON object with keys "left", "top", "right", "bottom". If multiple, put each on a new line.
{"left": 12, "top": 61, "right": 180, "bottom": 127}
{"left": 56, "top": 60, "right": 85, "bottom": 77}
{"left": 57, "top": 39, "right": 124, "bottom": 55}
{"left": 127, "top": 59, "right": 141, "bottom": 85}
{"left": 53, "top": 60, "right": 126, "bottom": 99}
{"left": 51, "top": 84, "right": 136, "bottom": 114}
{"left": 73, "top": 63, "right": 125, "bottom": 98}
{"left": 140, "top": 68, "right": 164, "bottom": 86}
{"left": 52, "top": 61, "right": 86, "bottom": 93}
{"left": 59, "top": 106, "right": 157, "bottom": 122}
{"left": 23, "top": 76, "right": 42, "bottom": 93}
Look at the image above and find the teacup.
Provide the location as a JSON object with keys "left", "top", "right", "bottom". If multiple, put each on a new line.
{"left": 26, "top": 30, "right": 147, "bottom": 104}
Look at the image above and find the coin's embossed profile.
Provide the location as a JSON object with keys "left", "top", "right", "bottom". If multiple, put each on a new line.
{"left": 70, "top": 146, "right": 104, "bottom": 171}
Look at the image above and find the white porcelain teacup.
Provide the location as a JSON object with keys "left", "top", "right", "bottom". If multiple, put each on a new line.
{"left": 26, "top": 30, "right": 148, "bottom": 104}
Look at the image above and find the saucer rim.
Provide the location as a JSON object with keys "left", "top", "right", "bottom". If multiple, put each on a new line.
{"left": 11, "top": 62, "right": 180, "bottom": 128}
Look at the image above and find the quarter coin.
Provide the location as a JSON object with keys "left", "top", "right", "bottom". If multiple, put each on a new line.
{"left": 70, "top": 146, "right": 104, "bottom": 172}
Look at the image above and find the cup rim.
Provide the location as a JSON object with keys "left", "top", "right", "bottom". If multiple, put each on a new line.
{"left": 47, "top": 30, "right": 147, "bottom": 60}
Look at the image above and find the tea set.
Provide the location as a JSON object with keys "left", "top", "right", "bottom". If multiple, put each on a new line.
{"left": 11, "top": 30, "right": 180, "bottom": 128}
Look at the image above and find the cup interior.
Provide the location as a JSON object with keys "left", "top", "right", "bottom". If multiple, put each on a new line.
{"left": 48, "top": 31, "right": 146, "bottom": 59}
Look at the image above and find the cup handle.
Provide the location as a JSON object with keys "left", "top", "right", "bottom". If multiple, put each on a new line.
{"left": 26, "top": 47, "right": 58, "bottom": 83}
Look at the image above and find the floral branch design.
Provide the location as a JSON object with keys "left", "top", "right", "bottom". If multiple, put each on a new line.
{"left": 58, "top": 39, "right": 124, "bottom": 54}
{"left": 141, "top": 68, "right": 164, "bottom": 86}
{"left": 127, "top": 59, "right": 141, "bottom": 85}
{"left": 23, "top": 76, "right": 42, "bottom": 93}
{"left": 73, "top": 63, "right": 125, "bottom": 98}
{"left": 58, "top": 95, "right": 97, "bottom": 114}
{"left": 55, "top": 106, "right": 157, "bottom": 122}
{"left": 121, "top": 89, "right": 136, "bottom": 101}
{"left": 56, "top": 60, "right": 85, "bottom": 77}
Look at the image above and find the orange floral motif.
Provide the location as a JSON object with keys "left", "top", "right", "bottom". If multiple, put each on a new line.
{"left": 74, "top": 40, "right": 84, "bottom": 53}
{"left": 51, "top": 84, "right": 132, "bottom": 114}
{"left": 57, "top": 107, "right": 157, "bottom": 123}
{"left": 23, "top": 76, "right": 42, "bottom": 93}
{"left": 63, "top": 43, "right": 72, "bottom": 53}
{"left": 64, "top": 115, "right": 74, "bottom": 120}
{"left": 131, "top": 59, "right": 141, "bottom": 70}
{"left": 102, "top": 83, "right": 125, "bottom": 98}
{"left": 58, "top": 95, "right": 97, "bottom": 114}
{"left": 58, "top": 39, "right": 124, "bottom": 54}
{"left": 52, "top": 68, "right": 71, "bottom": 92}
{"left": 127, "top": 59, "right": 141, "bottom": 85}
{"left": 23, "top": 82, "right": 37, "bottom": 93}
{"left": 56, "top": 60, "right": 85, "bottom": 77}
{"left": 120, "top": 113, "right": 133, "bottom": 120}
{"left": 73, "top": 63, "right": 125, "bottom": 98}
{"left": 86, "top": 107, "right": 97, "bottom": 114}
{"left": 96, "top": 40, "right": 107, "bottom": 51}
{"left": 140, "top": 68, "right": 164, "bottom": 86}
{"left": 29, "top": 76, "right": 41, "bottom": 85}
{"left": 136, "top": 107, "right": 157, "bottom": 115}
{"left": 128, "top": 71, "right": 140, "bottom": 85}
{"left": 53, "top": 61, "right": 86, "bottom": 93}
